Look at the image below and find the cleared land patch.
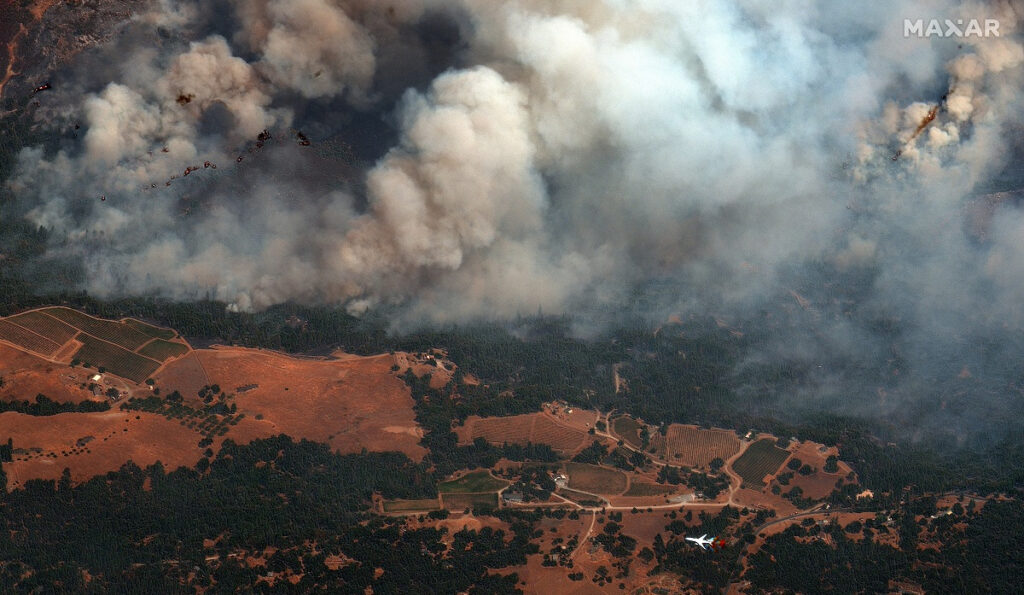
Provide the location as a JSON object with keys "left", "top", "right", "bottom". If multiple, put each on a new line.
{"left": 442, "top": 492, "right": 499, "bottom": 511}
{"left": 382, "top": 498, "right": 441, "bottom": 513}
{"left": 732, "top": 439, "right": 790, "bottom": 489}
{"left": 73, "top": 336, "right": 160, "bottom": 383}
{"left": 565, "top": 462, "right": 628, "bottom": 495}
{"left": 8, "top": 311, "right": 78, "bottom": 344}
{"left": 0, "top": 343, "right": 99, "bottom": 403}
{"left": 152, "top": 352, "right": 210, "bottom": 398}
{"left": 137, "top": 339, "right": 189, "bottom": 362}
{"left": 531, "top": 415, "right": 587, "bottom": 452}
{"left": 665, "top": 425, "right": 741, "bottom": 468}
{"left": 0, "top": 320, "right": 60, "bottom": 356}
{"left": 459, "top": 413, "right": 587, "bottom": 453}
{"left": 0, "top": 410, "right": 208, "bottom": 487}
{"left": 612, "top": 416, "right": 644, "bottom": 448}
{"left": 623, "top": 482, "right": 677, "bottom": 497}
{"left": 124, "top": 319, "right": 177, "bottom": 340}
{"left": 464, "top": 414, "right": 535, "bottom": 445}
{"left": 41, "top": 307, "right": 152, "bottom": 350}
{"left": 439, "top": 470, "right": 508, "bottom": 493}
{"left": 197, "top": 348, "right": 426, "bottom": 460}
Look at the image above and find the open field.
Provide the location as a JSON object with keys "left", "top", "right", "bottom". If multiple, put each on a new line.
{"left": 789, "top": 469, "right": 842, "bottom": 500}
{"left": 531, "top": 415, "right": 588, "bottom": 452}
{"left": 623, "top": 481, "right": 677, "bottom": 497}
{"left": 137, "top": 339, "right": 189, "bottom": 362}
{"left": 664, "top": 425, "right": 740, "bottom": 468}
{"left": 124, "top": 319, "right": 177, "bottom": 340}
{"left": 73, "top": 336, "right": 161, "bottom": 383}
{"left": 461, "top": 413, "right": 535, "bottom": 445}
{"left": 733, "top": 439, "right": 790, "bottom": 488}
{"left": 565, "top": 463, "right": 628, "bottom": 495}
{"left": 8, "top": 311, "right": 78, "bottom": 344}
{"left": 441, "top": 492, "right": 498, "bottom": 511}
{"left": 732, "top": 486, "right": 799, "bottom": 516}
{"left": 0, "top": 343, "right": 99, "bottom": 403}
{"left": 41, "top": 307, "right": 152, "bottom": 350}
{"left": 0, "top": 410, "right": 208, "bottom": 487}
{"left": 439, "top": 470, "right": 508, "bottom": 493}
{"left": 611, "top": 416, "right": 644, "bottom": 448}
{"left": 196, "top": 347, "right": 427, "bottom": 460}
{"left": 382, "top": 498, "right": 441, "bottom": 513}
{"left": 0, "top": 320, "right": 61, "bottom": 356}
{"left": 0, "top": 343, "right": 436, "bottom": 487}
{"left": 458, "top": 412, "right": 588, "bottom": 453}
{"left": 152, "top": 351, "right": 210, "bottom": 398}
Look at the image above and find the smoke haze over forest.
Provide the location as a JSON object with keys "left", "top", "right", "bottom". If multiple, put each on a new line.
{"left": 4, "top": 0, "right": 1024, "bottom": 443}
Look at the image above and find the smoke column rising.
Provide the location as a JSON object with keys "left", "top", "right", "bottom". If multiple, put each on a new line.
{"left": 5, "top": 0, "right": 1024, "bottom": 440}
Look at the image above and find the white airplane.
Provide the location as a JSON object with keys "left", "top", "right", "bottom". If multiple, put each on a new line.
{"left": 685, "top": 534, "right": 715, "bottom": 550}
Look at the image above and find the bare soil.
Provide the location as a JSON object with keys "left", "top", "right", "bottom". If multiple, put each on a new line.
{"left": 196, "top": 347, "right": 426, "bottom": 460}
{"left": 0, "top": 410, "right": 206, "bottom": 487}
{"left": 0, "top": 343, "right": 101, "bottom": 403}
{"left": 152, "top": 351, "right": 210, "bottom": 399}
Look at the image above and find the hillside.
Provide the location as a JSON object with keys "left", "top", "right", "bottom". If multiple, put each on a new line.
{"left": 0, "top": 307, "right": 1019, "bottom": 592}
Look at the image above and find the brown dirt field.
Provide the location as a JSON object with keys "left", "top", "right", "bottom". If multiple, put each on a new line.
{"left": 781, "top": 440, "right": 854, "bottom": 500}
{"left": 381, "top": 498, "right": 441, "bottom": 513}
{"left": 664, "top": 424, "right": 740, "bottom": 468}
{"left": 789, "top": 470, "right": 843, "bottom": 500}
{"left": 152, "top": 351, "right": 210, "bottom": 400}
{"left": 0, "top": 343, "right": 99, "bottom": 403}
{"left": 789, "top": 440, "right": 837, "bottom": 465}
{"left": 440, "top": 492, "right": 498, "bottom": 510}
{"left": 731, "top": 487, "right": 798, "bottom": 516}
{"left": 546, "top": 514, "right": 671, "bottom": 593}
{"left": 513, "top": 561, "right": 606, "bottom": 595}
{"left": 0, "top": 341, "right": 50, "bottom": 373}
{"left": 504, "top": 512, "right": 607, "bottom": 593}
{"left": 417, "top": 513, "right": 511, "bottom": 552}
{"left": 458, "top": 412, "right": 589, "bottom": 454}
{"left": 610, "top": 416, "right": 643, "bottom": 448}
{"left": 433, "top": 515, "right": 489, "bottom": 533}
{"left": 622, "top": 481, "right": 678, "bottom": 497}
{"left": 619, "top": 510, "right": 683, "bottom": 545}
{"left": 565, "top": 463, "right": 628, "bottom": 495}
{"left": 532, "top": 415, "right": 588, "bottom": 453}
{"left": 196, "top": 347, "right": 426, "bottom": 461}
{"left": 0, "top": 410, "right": 206, "bottom": 487}
{"left": 458, "top": 414, "right": 536, "bottom": 445}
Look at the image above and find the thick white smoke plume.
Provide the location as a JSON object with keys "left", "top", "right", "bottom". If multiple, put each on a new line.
{"left": 6, "top": 0, "right": 1024, "bottom": 341}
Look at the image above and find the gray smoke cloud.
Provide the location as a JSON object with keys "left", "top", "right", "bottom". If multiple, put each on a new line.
{"left": 5, "top": 0, "right": 1024, "bottom": 439}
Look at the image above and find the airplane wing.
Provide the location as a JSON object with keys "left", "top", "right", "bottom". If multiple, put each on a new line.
{"left": 699, "top": 534, "right": 707, "bottom": 540}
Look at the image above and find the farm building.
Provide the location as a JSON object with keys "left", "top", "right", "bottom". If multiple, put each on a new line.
{"left": 502, "top": 491, "right": 524, "bottom": 504}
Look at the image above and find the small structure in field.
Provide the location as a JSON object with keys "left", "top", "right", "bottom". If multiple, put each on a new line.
{"left": 502, "top": 491, "right": 524, "bottom": 504}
